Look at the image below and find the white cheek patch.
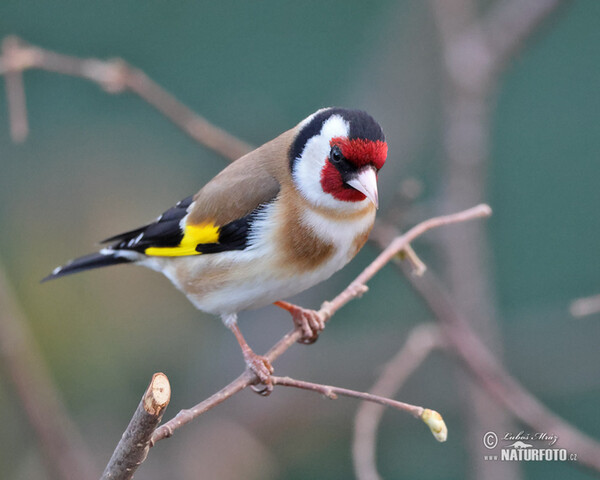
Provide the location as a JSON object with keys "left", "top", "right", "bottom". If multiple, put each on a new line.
{"left": 293, "top": 115, "right": 352, "bottom": 209}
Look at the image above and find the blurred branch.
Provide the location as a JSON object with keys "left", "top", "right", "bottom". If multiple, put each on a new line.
{"left": 427, "top": 0, "right": 569, "bottom": 345}
{"left": 353, "top": 324, "right": 445, "bottom": 480}
{"left": 368, "top": 223, "right": 600, "bottom": 474}
{"left": 427, "top": 0, "right": 570, "bottom": 341}
{"left": 410, "top": 270, "right": 600, "bottom": 474}
{"left": 480, "top": 0, "right": 572, "bottom": 80}
{"left": 432, "top": 0, "right": 569, "bottom": 92}
{"left": 271, "top": 375, "right": 447, "bottom": 443}
{"left": 2, "top": 37, "right": 28, "bottom": 142}
{"left": 101, "top": 373, "right": 171, "bottom": 480}
{"left": 0, "top": 263, "right": 98, "bottom": 480}
{"left": 0, "top": 35, "right": 253, "bottom": 161}
{"left": 570, "top": 293, "right": 600, "bottom": 318}
{"left": 428, "top": 1, "right": 570, "bottom": 478}
{"left": 149, "top": 204, "right": 491, "bottom": 446}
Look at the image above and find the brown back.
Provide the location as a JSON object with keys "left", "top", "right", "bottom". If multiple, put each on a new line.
{"left": 187, "top": 127, "right": 296, "bottom": 226}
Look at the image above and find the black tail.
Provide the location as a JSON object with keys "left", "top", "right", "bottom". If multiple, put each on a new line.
{"left": 42, "top": 251, "right": 132, "bottom": 282}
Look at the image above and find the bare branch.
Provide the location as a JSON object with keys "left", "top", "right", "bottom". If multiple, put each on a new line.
{"left": 150, "top": 204, "right": 491, "bottom": 445}
{"left": 272, "top": 375, "right": 421, "bottom": 417}
{"left": 150, "top": 371, "right": 251, "bottom": 445}
{"left": 317, "top": 204, "right": 492, "bottom": 320}
{"left": 271, "top": 375, "right": 447, "bottom": 443}
{"left": 0, "top": 36, "right": 253, "bottom": 160}
{"left": 101, "top": 373, "right": 171, "bottom": 480}
{"left": 353, "top": 324, "right": 444, "bottom": 480}
{"left": 0, "top": 262, "right": 98, "bottom": 480}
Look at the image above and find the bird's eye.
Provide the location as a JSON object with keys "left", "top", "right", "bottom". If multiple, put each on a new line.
{"left": 330, "top": 146, "right": 343, "bottom": 164}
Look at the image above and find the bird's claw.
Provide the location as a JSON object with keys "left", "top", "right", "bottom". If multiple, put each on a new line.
{"left": 274, "top": 301, "right": 326, "bottom": 344}
{"left": 244, "top": 350, "right": 274, "bottom": 395}
{"left": 251, "top": 383, "right": 274, "bottom": 396}
{"left": 292, "top": 307, "right": 325, "bottom": 344}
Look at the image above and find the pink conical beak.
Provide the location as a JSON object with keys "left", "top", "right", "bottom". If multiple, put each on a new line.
{"left": 346, "top": 167, "right": 379, "bottom": 208}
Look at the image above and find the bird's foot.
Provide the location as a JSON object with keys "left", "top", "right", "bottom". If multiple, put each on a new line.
{"left": 274, "top": 301, "right": 325, "bottom": 344}
{"left": 243, "top": 349, "right": 274, "bottom": 395}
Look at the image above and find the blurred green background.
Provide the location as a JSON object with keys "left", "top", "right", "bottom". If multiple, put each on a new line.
{"left": 1, "top": 1, "right": 599, "bottom": 479}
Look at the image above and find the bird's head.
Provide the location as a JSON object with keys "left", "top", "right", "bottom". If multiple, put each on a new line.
{"left": 289, "top": 108, "right": 387, "bottom": 211}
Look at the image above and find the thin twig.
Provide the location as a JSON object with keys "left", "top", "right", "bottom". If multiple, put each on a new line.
{"left": 353, "top": 324, "right": 444, "bottom": 480}
{"left": 316, "top": 204, "right": 492, "bottom": 322}
{"left": 101, "top": 373, "right": 171, "bottom": 480}
{"left": 272, "top": 375, "right": 422, "bottom": 418}
{"left": 150, "top": 204, "right": 491, "bottom": 445}
{"left": 0, "top": 262, "right": 98, "bottom": 480}
{"left": 271, "top": 375, "right": 447, "bottom": 443}
{"left": 0, "top": 36, "right": 253, "bottom": 160}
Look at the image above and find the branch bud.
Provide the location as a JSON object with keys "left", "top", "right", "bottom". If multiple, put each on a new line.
{"left": 421, "top": 408, "right": 447, "bottom": 442}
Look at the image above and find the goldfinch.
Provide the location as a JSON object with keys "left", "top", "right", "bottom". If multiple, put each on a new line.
{"left": 45, "top": 107, "right": 388, "bottom": 387}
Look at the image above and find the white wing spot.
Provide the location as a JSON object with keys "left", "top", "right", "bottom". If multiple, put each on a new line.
{"left": 127, "top": 233, "right": 144, "bottom": 247}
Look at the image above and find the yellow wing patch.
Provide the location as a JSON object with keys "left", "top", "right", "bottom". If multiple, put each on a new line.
{"left": 144, "top": 223, "right": 220, "bottom": 257}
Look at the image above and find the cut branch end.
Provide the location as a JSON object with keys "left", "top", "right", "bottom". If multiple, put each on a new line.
{"left": 143, "top": 372, "right": 171, "bottom": 416}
